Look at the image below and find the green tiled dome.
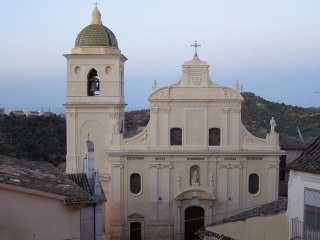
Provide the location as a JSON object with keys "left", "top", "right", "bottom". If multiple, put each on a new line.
{"left": 75, "top": 24, "right": 118, "bottom": 48}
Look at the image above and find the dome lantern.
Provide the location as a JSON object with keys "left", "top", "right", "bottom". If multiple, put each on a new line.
{"left": 91, "top": 6, "right": 102, "bottom": 25}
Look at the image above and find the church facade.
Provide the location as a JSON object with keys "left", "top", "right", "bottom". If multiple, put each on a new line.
{"left": 65, "top": 7, "right": 283, "bottom": 240}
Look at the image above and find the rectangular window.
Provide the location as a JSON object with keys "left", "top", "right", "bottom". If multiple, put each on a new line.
{"left": 304, "top": 189, "right": 320, "bottom": 238}
{"left": 209, "top": 128, "right": 221, "bottom": 146}
{"left": 170, "top": 128, "right": 182, "bottom": 146}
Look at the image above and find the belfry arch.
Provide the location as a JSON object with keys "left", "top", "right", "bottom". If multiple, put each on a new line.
{"left": 87, "top": 68, "right": 100, "bottom": 96}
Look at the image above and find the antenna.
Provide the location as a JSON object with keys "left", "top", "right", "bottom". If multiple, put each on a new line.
{"left": 297, "top": 126, "right": 305, "bottom": 143}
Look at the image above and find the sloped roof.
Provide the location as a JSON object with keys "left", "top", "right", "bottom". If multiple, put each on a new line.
{"left": 280, "top": 135, "right": 307, "bottom": 150}
{"left": 0, "top": 156, "right": 105, "bottom": 206}
{"left": 288, "top": 136, "right": 320, "bottom": 174}
{"left": 210, "top": 198, "right": 287, "bottom": 226}
{"left": 67, "top": 173, "right": 106, "bottom": 205}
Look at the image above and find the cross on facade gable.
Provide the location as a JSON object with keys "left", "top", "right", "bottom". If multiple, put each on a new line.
{"left": 94, "top": 1, "right": 99, "bottom": 7}
{"left": 191, "top": 40, "right": 201, "bottom": 57}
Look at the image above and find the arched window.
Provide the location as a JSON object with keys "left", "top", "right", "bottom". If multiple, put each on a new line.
{"left": 170, "top": 128, "right": 182, "bottom": 146}
{"left": 130, "top": 173, "right": 142, "bottom": 194}
{"left": 190, "top": 165, "right": 200, "bottom": 186}
{"left": 249, "top": 173, "right": 260, "bottom": 194}
{"left": 209, "top": 128, "right": 221, "bottom": 146}
{"left": 130, "top": 222, "right": 142, "bottom": 240}
{"left": 87, "top": 69, "right": 100, "bottom": 96}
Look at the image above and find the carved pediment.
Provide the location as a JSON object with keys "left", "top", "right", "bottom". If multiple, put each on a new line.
{"left": 128, "top": 213, "right": 144, "bottom": 219}
{"left": 175, "top": 189, "right": 215, "bottom": 201}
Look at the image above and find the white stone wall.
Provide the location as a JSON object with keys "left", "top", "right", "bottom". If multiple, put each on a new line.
{"left": 65, "top": 52, "right": 125, "bottom": 174}
{"left": 106, "top": 154, "right": 279, "bottom": 240}
{"left": 64, "top": 45, "right": 281, "bottom": 240}
{"left": 287, "top": 170, "right": 320, "bottom": 221}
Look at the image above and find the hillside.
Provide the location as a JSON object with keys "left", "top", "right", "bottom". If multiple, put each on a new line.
{"left": 1, "top": 92, "right": 319, "bottom": 165}
{"left": 241, "top": 92, "right": 320, "bottom": 139}
{"left": 125, "top": 92, "right": 320, "bottom": 142}
{"left": 0, "top": 114, "right": 66, "bottom": 166}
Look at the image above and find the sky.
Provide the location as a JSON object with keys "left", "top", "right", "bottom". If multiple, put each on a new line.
{"left": 0, "top": 0, "right": 319, "bottom": 112}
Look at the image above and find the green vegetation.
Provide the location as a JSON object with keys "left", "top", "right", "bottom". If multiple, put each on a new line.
{"left": 0, "top": 114, "right": 66, "bottom": 166}
{"left": 241, "top": 92, "right": 320, "bottom": 139}
{"left": 0, "top": 92, "right": 319, "bottom": 165}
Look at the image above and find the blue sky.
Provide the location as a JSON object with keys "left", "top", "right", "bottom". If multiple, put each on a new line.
{"left": 0, "top": 0, "right": 319, "bottom": 112}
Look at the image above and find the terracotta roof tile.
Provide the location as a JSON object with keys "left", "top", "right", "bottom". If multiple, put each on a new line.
{"left": 0, "top": 156, "right": 105, "bottom": 206}
{"left": 288, "top": 136, "right": 320, "bottom": 174}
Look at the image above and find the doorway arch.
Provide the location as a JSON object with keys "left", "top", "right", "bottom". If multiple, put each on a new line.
{"left": 184, "top": 206, "right": 204, "bottom": 240}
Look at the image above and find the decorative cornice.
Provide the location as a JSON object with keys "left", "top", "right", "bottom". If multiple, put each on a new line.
{"left": 218, "top": 163, "right": 242, "bottom": 169}
{"left": 107, "top": 149, "right": 285, "bottom": 157}
{"left": 112, "top": 163, "right": 124, "bottom": 169}
{"left": 149, "top": 163, "right": 172, "bottom": 169}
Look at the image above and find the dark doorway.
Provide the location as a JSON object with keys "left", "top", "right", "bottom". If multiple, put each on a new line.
{"left": 185, "top": 206, "right": 204, "bottom": 240}
{"left": 130, "top": 222, "right": 142, "bottom": 240}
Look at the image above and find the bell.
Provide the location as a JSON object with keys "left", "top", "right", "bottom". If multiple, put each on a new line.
{"left": 95, "top": 81, "right": 100, "bottom": 91}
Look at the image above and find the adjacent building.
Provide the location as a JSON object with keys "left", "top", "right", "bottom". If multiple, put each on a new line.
{"left": 287, "top": 136, "right": 320, "bottom": 239}
{"left": 205, "top": 198, "right": 288, "bottom": 240}
{"left": 0, "top": 155, "right": 106, "bottom": 240}
{"left": 279, "top": 136, "right": 307, "bottom": 197}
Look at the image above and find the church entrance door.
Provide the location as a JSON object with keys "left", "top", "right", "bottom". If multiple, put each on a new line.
{"left": 184, "top": 206, "right": 204, "bottom": 240}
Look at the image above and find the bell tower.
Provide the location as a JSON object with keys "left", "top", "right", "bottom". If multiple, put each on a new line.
{"left": 64, "top": 6, "right": 126, "bottom": 174}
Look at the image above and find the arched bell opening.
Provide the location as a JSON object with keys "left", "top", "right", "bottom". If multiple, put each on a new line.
{"left": 87, "top": 69, "right": 100, "bottom": 96}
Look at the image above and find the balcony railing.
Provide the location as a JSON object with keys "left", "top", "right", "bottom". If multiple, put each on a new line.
{"left": 290, "top": 218, "right": 320, "bottom": 240}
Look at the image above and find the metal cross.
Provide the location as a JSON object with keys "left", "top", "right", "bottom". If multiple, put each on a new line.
{"left": 94, "top": 1, "right": 99, "bottom": 7}
{"left": 191, "top": 40, "right": 201, "bottom": 57}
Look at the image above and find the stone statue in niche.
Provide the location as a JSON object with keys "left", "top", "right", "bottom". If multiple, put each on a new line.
{"left": 190, "top": 165, "right": 200, "bottom": 186}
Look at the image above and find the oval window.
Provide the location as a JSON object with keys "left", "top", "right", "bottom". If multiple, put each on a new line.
{"left": 249, "top": 173, "right": 259, "bottom": 195}
{"left": 130, "top": 173, "right": 142, "bottom": 194}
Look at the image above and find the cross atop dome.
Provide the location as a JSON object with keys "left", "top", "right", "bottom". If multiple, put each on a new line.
{"left": 191, "top": 40, "right": 201, "bottom": 57}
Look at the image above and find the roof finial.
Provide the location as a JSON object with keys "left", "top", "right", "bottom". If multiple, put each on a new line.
{"left": 91, "top": 2, "right": 102, "bottom": 25}
{"left": 152, "top": 80, "right": 157, "bottom": 92}
{"left": 191, "top": 40, "right": 201, "bottom": 57}
{"left": 235, "top": 80, "right": 241, "bottom": 92}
